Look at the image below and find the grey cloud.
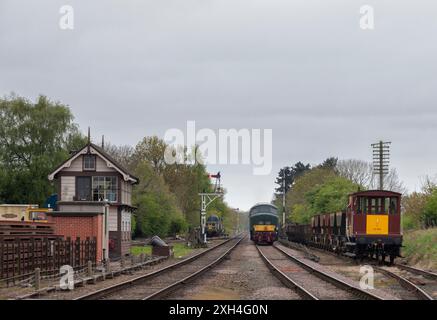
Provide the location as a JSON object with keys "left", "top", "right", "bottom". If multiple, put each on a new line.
{"left": 1, "top": 0, "right": 437, "bottom": 210}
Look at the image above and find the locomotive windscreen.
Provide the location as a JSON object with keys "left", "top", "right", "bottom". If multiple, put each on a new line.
{"left": 250, "top": 205, "right": 277, "bottom": 215}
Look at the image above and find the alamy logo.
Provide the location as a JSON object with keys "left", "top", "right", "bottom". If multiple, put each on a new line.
{"left": 359, "top": 265, "right": 374, "bottom": 290}
{"left": 59, "top": 5, "right": 74, "bottom": 30}
{"left": 59, "top": 265, "right": 75, "bottom": 290}
{"left": 360, "top": 5, "right": 375, "bottom": 30}
{"left": 163, "top": 121, "right": 273, "bottom": 175}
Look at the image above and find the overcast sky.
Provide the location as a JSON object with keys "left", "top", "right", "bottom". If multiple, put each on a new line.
{"left": 1, "top": 1, "right": 437, "bottom": 210}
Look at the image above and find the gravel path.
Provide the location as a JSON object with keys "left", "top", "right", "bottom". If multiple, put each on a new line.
{"left": 165, "top": 237, "right": 301, "bottom": 300}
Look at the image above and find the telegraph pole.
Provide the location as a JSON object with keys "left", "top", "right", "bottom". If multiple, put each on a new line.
{"left": 371, "top": 141, "right": 391, "bottom": 190}
{"left": 282, "top": 172, "right": 286, "bottom": 227}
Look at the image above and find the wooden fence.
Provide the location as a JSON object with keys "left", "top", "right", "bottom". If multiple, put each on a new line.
{"left": 0, "top": 221, "right": 55, "bottom": 236}
{"left": 0, "top": 236, "right": 97, "bottom": 281}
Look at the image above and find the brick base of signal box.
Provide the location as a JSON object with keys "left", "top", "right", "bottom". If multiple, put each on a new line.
{"left": 48, "top": 212, "right": 104, "bottom": 263}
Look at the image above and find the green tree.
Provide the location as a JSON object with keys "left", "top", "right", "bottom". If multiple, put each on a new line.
{"left": 162, "top": 150, "right": 211, "bottom": 226}
{"left": 305, "top": 176, "right": 360, "bottom": 215}
{"left": 132, "top": 161, "right": 185, "bottom": 237}
{"left": 285, "top": 166, "right": 361, "bottom": 224}
{"left": 133, "top": 136, "right": 167, "bottom": 173}
{"left": 274, "top": 162, "right": 311, "bottom": 195}
{"left": 0, "top": 94, "right": 85, "bottom": 205}
{"left": 318, "top": 157, "right": 338, "bottom": 170}
{"left": 403, "top": 192, "right": 428, "bottom": 230}
{"left": 109, "top": 137, "right": 233, "bottom": 236}
{"left": 422, "top": 189, "right": 437, "bottom": 227}
{"left": 273, "top": 161, "right": 311, "bottom": 214}
{"left": 402, "top": 177, "right": 437, "bottom": 229}
{"left": 286, "top": 168, "right": 336, "bottom": 212}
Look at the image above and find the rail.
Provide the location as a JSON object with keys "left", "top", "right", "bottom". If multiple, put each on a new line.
{"left": 75, "top": 234, "right": 245, "bottom": 300}
{"left": 272, "top": 244, "right": 383, "bottom": 300}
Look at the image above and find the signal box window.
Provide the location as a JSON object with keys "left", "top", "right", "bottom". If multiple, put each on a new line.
{"left": 77, "top": 177, "right": 92, "bottom": 201}
{"left": 83, "top": 155, "right": 96, "bottom": 171}
{"left": 92, "top": 176, "right": 118, "bottom": 202}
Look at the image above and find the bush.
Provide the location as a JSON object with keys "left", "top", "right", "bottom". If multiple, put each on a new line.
{"left": 422, "top": 189, "right": 437, "bottom": 227}
{"left": 169, "top": 216, "right": 188, "bottom": 236}
{"left": 306, "top": 176, "right": 360, "bottom": 215}
{"left": 402, "top": 214, "right": 419, "bottom": 231}
{"left": 132, "top": 161, "right": 190, "bottom": 238}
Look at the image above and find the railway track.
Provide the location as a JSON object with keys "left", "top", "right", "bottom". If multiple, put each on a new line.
{"left": 256, "top": 244, "right": 383, "bottom": 300}
{"left": 74, "top": 234, "right": 245, "bottom": 300}
{"left": 395, "top": 264, "right": 437, "bottom": 281}
{"left": 373, "top": 265, "right": 435, "bottom": 300}
{"left": 279, "top": 238, "right": 436, "bottom": 300}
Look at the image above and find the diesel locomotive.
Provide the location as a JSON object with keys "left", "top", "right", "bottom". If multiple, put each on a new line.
{"left": 249, "top": 203, "right": 279, "bottom": 245}
{"left": 285, "top": 190, "right": 402, "bottom": 264}
{"left": 206, "top": 214, "right": 225, "bottom": 237}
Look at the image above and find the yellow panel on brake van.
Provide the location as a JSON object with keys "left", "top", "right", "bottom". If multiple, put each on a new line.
{"left": 366, "top": 215, "right": 388, "bottom": 235}
{"left": 254, "top": 225, "right": 275, "bottom": 232}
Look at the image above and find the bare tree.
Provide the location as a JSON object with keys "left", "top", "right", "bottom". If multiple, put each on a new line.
{"left": 336, "top": 159, "right": 373, "bottom": 186}
{"left": 104, "top": 142, "right": 135, "bottom": 171}
{"left": 370, "top": 168, "right": 407, "bottom": 194}
{"left": 337, "top": 159, "right": 406, "bottom": 193}
{"left": 419, "top": 175, "right": 437, "bottom": 195}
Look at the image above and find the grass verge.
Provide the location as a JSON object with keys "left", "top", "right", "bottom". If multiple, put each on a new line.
{"left": 402, "top": 227, "right": 437, "bottom": 270}
{"left": 130, "top": 242, "right": 193, "bottom": 258}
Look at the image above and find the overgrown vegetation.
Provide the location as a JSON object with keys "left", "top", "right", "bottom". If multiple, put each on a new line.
{"left": 131, "top": 243, "right": 194, "bottom": 258}
{"left": 402, "top": 228, "right": 437, "bottom": 269}
{"left": 402, "top": 178, "right": 437, "bottom": 230}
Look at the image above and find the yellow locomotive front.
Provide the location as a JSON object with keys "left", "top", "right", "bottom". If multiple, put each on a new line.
{"left": 347, "top": 190, "right": 402, "bottom": 263}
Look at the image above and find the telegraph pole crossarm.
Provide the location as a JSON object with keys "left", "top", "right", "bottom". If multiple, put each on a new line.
{"left": 371, "top": 141, "right": 391, "bottom": 190}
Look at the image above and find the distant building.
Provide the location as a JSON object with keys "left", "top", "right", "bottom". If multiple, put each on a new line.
{"left": 48, "top": 140, "right": 138, "bottom": 261}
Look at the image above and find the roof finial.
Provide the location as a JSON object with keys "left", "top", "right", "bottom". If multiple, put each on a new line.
{"left": 87, "top": 127, "right": 91, "bottom": 144}
{"left": 102, "top": 135, "right": 105, "bottom": 149}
